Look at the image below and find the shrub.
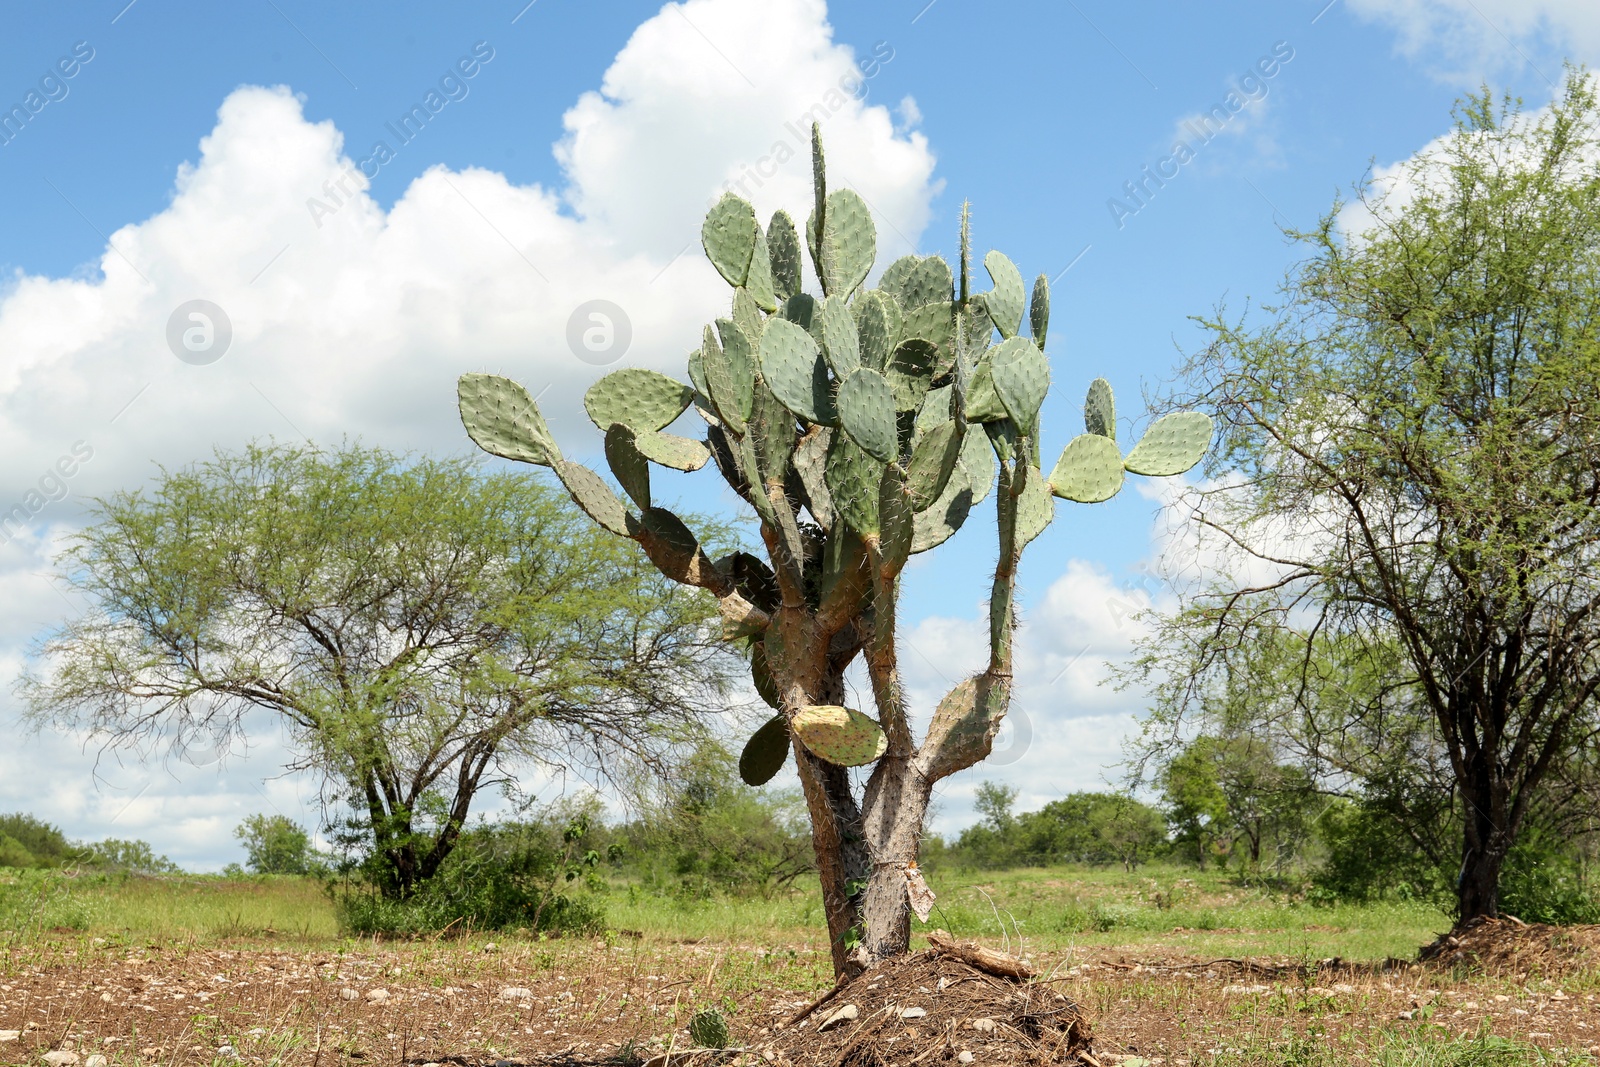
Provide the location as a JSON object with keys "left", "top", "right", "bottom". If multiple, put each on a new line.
{"left": 234, "top": 814, "right": 322, "bottom": 875}
{"left": 0, "top": 814, "right": 77, "bottom": 868}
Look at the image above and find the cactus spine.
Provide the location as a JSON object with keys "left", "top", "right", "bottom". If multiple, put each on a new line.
{"left": 455, "top": 125, "right": 1211, "bottom": 976}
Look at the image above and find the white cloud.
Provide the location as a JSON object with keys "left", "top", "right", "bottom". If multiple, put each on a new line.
{"left": 0, "top": 0, "right": 937, "bottom": 867}
{"left": 1346, "top": 0, "right": 1598, "bottom": 82}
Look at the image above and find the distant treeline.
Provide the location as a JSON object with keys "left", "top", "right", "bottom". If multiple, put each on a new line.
{"left": 0, "top": 812, "right": 178, "bottom": 874}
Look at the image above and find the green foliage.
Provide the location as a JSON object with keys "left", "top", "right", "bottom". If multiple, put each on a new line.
{"left": 82, "top": 838, "right": 180, "bottom": 875}
{"left": 1159, "top": 736, "right": 1316, "bottom": 872}
{"left": 689, "top": 1007, "right": 731, "bottom": 1050}
{"left": 234, "top": 814, "right": 322, "bottom": 876}
{"left": 0, "top": 813, "right": 77, "bottom": 868}
{"left": 25, "top": 442, "right": 733, "bottom": 904}
{"left": 951, "top": 785, "right": 1167, "bottom": 871}
{"left": 1497, "top": 827, "right": 1600, "bottom": 925}
{"left": 1313, "top": 797, "right": 1452, "bottom": 905}
{"left": 334, "top": 812, "right": 605, "bottom": 936}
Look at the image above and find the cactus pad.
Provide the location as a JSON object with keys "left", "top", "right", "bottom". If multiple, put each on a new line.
{"left": 701, "top": 325, "right": 747, "bottom": 435}
{"left": 739, "top": 716, "right": 790, "bottom": 786}
{"left": 981, "top": 251, "right": 1026, "bottom": 339}
{"left": 634, "top": 430, "right": 710, "bottom": 472}
{"left": 791, "top": 705, "right": 888, "bottom": 767}
{"left": 878, "top": 463, "right": 915, "bottom": 572}
{"left": 989, "top": 336, "right": 1051, "bottom": 435}
{"left": 714, "top": 319, "right": 757, "bottom": 420}
{"left": 820, "top": 295, "right": 861, "bottom": 378}
{"left": 906, "top": 418, "right": 963, "bottom": 510}
{"left": 555, "top": 460, "right": 632, "bottom": 536}
{"left": 585, "top": 368, "right": 695, "bottom": 433}
{"left": 759, "top": 317, "right": 834, "bottom": 425}
{"left": 853, "top": 289, "right": 902, "bottom": 372}
{"left": 1124, "top": 411, "right": 1214, "bottom": 477}
{"left": 961, "top": 423, "right": 996, "bottom": 504}
{"left": 811, "top": 189, "right": 876, "bottom": 297}
{"left": 604, "top": 424, "right": 651, "bottom": 509}
{"left": 702, "top": 192, "right": 758, "bottom": 288}
{"left": 1049, "top": 432, "right": 1125, "bottom": 503}
{"left": 768, "top": 210, "right": 803, "bottom": 301}
{"left": 911, "top": 462, "right": 973, "bottom": 553}
{"left": 792, "top": 426, "right": 834, "bottom": 529}
{"left": 882, "top": 254, "right": 953, "bottom": 310}
{"left": 836, "top": 366, "right": 898, "bottom": 462}
{"left": 825, "top": 431, "right": 883, "bottom": 534}
{"left": 689, "top": 1008, "right": 732, "bottom": 1051}
{"left": 744, "top": 224, "right": 779, "bottom": 311}
{"left": 1085, "top": 378, "right": 1116, "bottom": 441}
{"left": 457, "top": 373, "right": 561, "bottom": 468}
{"left": 964, "top": 358, "right": 1008, "bottom": 423}
{"left": 1016, "top": 465, "right": 1055, "bottom": 546}
{"left": 900, "top": 301, "right": 955, "bottom": 353}
{"left": 887, "top": 338, "right": 938, "bottom": 413}
{"left": 1029, "top": 273, "right": 1050, "bottom": 350}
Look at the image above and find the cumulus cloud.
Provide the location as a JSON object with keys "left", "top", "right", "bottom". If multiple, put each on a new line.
{"left": 0, "top": 0, "right": 937, "bottom": 867}
{"left": 1346, "top": 0, "right": 1597, "bottom": 82}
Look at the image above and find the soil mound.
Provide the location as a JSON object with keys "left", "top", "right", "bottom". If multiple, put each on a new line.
{"left": 1418, "top": 915, "right": 1600, "bottom": 977}
{"left": 767, "top": 937, "right": 1094, "bottom": 1067}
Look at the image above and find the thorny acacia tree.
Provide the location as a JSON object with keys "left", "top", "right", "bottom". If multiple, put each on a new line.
{"left": 22, "top": 444, "right": 731, "bottom": 897}
{"left": 455, "top": 127, "right": 1210, "bottom": 972}
{"left": 1127, "top": 75, "right": 1600, "bottom": 923}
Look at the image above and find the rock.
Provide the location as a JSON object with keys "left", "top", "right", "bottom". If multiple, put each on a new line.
{"left": 970, "top": 1018, "right": 996, "bottom": 1034}
{"left": 98, "top": 993, "right": 112, "bottom": 1003}
{"left": 217, "top": 1046, "right": 239, "bottom": 1059}
{"left": 85, "top": 1056, "right": 108, "bottom": 1067}
{"left": 365, "top": 988, "right": 390, "bottom": 1003}
{"left": 957, "top": 1053, "right": 974, "bottom": 1064}
{"left": 483, "top": 942, "right": 500, "bottom": 953}
{"left": 0, "top": 1032, "right": 19, "bottom": 1043}
{"left": 819, "top": 1004, "right": 859, "bottom": 1032}
{"left": 42, "top": 1053, "right": 80, "bottom": 1067}
{"left": 339, "top": 988, "right": 361, "bottom": 1001}
{"left": 499, "top": 986, "right": 534, "bottom": 1000}
{"left": 900, "top": 1007, "right": 927, "bottom": 1019}
{"left": 1222, "top": 984, "right": 1270, "bottom": 995}
{"left": 1397, "top": 1011, "right": 1413, "bottom": 1021}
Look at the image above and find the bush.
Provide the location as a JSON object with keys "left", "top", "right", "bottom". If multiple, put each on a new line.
{"left": 234, "top": 814, "right": 322, "bottom": 875}
{"left": 82, "top": 839, "right": 180, "bottom": 874}
{"left": 0, "top": 814, "right": 78, "bottom": 868}
{"left": 333, "top": 818, "right": 605, "bottom": 936}
{"left": 1312, "top": 798, "right": 1451, "bottom": 904}
{"left": 1498, "top": 829, "right": 1600, "bottom": 925}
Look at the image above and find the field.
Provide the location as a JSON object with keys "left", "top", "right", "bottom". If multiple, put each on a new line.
{"left": 2, "top": 864, "right": 1598, "bottom": 1066}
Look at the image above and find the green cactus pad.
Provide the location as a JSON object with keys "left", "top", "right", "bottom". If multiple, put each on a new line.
{"left": 911, "top": 462, "right": 973, "bottom": 554}
{"left": 714, "top": 319, "right": 757, "bottom": 420}
{"left": 906, "top": 419, "right": 963, "bottom": 510}
{"left": 1049, "top": 432, "right": 1125, "bottom": 503}
{"left": 878, "top": 463, "right": 915, "bottom": 573}
{"left": 887, "top": 338, "right": 938, "bottom": 413}
{"left": 603, "top": 424, "right": 651, "bottom": 510}
{"left": 1085, "top": 378, "right": 1116, "bottom": 441}
{"left": 964, "top": 358, "right": 1008, "bottom": 423}
{"left": 1016, "top": 464, "right": 1055, "bottom": 547}
{"left": 981, "top": 251, "right": 1026, "bottom": 339}
{"left": 702, "top": 192, "right": 759, "bottom": 288}
{"left": 700, "top": 325, "right": 747, "bottom": 435}
{"left": 812, "top": 189, "right": 876, "bottom": 298}
{"left": 768, "top": 210, "right": 803, "bottom": 301}
{"left": 689, "top": 1007, "right": 732, "bottom": 1051}
{"left": 912, "top": 383, "right": 954, "bottom": 444}
{"left": 961, "top": 423, "right": 996, "bottom": 504}
{"left": 739, "top": 715, "right": 788, "bottom": 784}
{"left": 584, "top": 368, "right": 695, "bottom": 433}
{"left": 820, "top": 295, "right": 861, "bottom": 378}
{"left": 686, "top": 346, "right": 710, "bottom": 399}
{"left": 836, "top": 366, "right": 898, "bottom": 462}
{"left": 457, "top": 373, "right": 562, "bottom": 468}
{"left": 744, "top": 225, "right": 779, "bottom": 312}
{"left": 882, "top": 255, "right": 953, "bottom": 310}
{"left": 759, "top": 317, "right": 835, "bottom": 425}
{"left": 748, "top": 379, "right": 797, "bottom": 482}
{"left": 825, "top": 431, "right": 883, "bottom": 534}
{"left": 629, "top": 506, "right": 707, "bottom": 584}
{"left": 556, "top": 460, "right": 632, "bottom": 536}
{"left": 900, "top": 300, "right": 954, "bottom": 350}
{"left": 853, "top": 289, "right": 901, "bottom": 372}
{"left": 989, "top": 336, "right": 1051, "bottom": 435}
{"left": 634, "top": 430, "right": 710, "bottom": 472}
{"left": 733, "top": 287, "right": 766, "bottom": 348}
{"left": 791, "top": 705, "right": 888, "bottom": 767}
{"left": 792, "top": 427, "right": 834, "bottom": 529}
{"left": 1124, "top": 411, "right": 1214, "bottom": 477}
{"left": 782, "top": 291, "right": 818, "bottom": 335}
{"left": 1029, "top": 273, "right": 1050, "bottom": 350}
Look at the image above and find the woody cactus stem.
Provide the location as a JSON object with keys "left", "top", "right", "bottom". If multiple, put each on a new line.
{"left": 455, "top": 123, "right": 1211, "bottom": 977}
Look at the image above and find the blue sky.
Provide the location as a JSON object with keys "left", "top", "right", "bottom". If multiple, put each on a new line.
{"left": 0, "top": 0, "right": 1589, "bottom": 869}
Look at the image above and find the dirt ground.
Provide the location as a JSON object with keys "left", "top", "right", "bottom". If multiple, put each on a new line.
{"left": 3, "top": 923, "right": 1600, "bottom": 1066}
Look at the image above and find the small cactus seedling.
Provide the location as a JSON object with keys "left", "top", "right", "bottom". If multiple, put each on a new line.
{"left": 456, "top": 124, "right": 1211, "bottom": 976}
{"left": 689, "top": 1007, "right": 731, "bottom": 1050}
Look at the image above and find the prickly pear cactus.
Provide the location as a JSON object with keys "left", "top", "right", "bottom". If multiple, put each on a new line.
{"left": 689, "top": 1007, "right": 731, "bottom": 1050}
{"left": 453, "top": 123, "right": 1212, "bottom": 975}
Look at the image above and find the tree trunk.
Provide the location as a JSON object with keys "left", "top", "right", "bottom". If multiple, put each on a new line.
{"left": 857, "top": 754, "right": 932, "bottom": 963}
{"left": 1458, "top": 785, "right": 1512, "bottom": 923}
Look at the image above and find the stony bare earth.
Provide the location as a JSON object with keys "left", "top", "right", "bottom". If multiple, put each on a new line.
{"left": 2, "top": 924, "right": 1600, "bottom": 1066}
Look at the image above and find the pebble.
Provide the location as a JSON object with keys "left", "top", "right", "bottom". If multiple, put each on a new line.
{"left": 339, "top": 988, "right": 361, "bottom": 1001}
{"left": 483, "top": 942, "right": 500, "bottom": 953}
{"left": 42, "top": 1053, "right": 80, "bottom": 1067}
{"left": 1222, "top": 984, "right": 1270, "bottom": 996}
{"left": 499, "top": 987, "right": 534, "bottom": 1000}
{"left": 365, "top": 988, "right": 390, "bottom": 1003}
{"left": 85, "top": 1056, "right": 108, "bottom": 1067}
{"left": 957, "top": 1053, "right": 974, "bottom": 1064}
{"left": 99, "top": 993, "right": 113, "bottom": 1003}
{"left": 0, "top": 1031, "right": 18, "bottom": 1043}
{"left": 900, "top": 1007, "right": 927, "bottom": 1020}
{"left": 218, "top": 1046, "right": 239, "bottom": 1060}
{"left": 819, "top": 1004, "right": 859, "bottom": 1032}
{"left": 970, "top": 1018, "right": 996, "bottom": 1034}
